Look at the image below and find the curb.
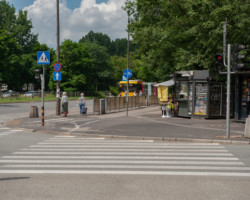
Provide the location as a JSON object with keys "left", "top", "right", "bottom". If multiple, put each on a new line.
{"left": 20, "top": 128, "right": 250, "bottom": 145}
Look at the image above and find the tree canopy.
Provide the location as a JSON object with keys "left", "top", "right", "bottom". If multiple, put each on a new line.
{"left": 125, "top": 0, "right": 250, "bottom": 81}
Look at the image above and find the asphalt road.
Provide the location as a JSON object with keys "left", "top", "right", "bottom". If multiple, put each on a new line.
{"left": 0, "top": 128, "right": 250, "bottom": 200}
{"left": 1, "top": 101, "right": 250, "bottom": 200}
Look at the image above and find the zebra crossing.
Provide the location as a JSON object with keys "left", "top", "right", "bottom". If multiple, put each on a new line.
{"left": 0, "top": 136, "right": 250, "bottom": 176}
{"left": 0, "top": 127, "right": 23, "bottom": 137}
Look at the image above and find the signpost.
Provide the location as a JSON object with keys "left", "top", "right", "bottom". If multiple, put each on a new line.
{"left": 123, "top": 69, "right": 132, "bottom": 117}
{"left": 37, "top": 51, "right": 50, "bottom": 126}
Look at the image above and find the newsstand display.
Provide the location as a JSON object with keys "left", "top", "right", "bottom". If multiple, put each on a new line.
{"left": 173, "top": 70, "right": 228, "bottom": 118}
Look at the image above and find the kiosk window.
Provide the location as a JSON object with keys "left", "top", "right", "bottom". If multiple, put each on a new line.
{"left": 194, "top": 83, "right": 207, "bottom": 115}
{"left": 178, "top": 82, "right": 188, "bottom": 100}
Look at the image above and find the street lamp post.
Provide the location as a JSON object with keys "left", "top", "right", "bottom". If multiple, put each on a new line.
{"left": 126, "top": 5, "right": 130, "bottom": 117}
{"left": 56, "top": 0, "right": 61, "bottom": 115}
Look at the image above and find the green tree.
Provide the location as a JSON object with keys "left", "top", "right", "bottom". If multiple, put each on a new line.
{"left": 55, "top": 40, "right": 92, "bottom": 91}
{"left": 84, "top": 42, "right": 114, "bottom": 91}
{"left": 125, "top": 0, "right": 250, "bottom": 81}
{"left": 0, "top": 0, "right": 39, "bottom": 90}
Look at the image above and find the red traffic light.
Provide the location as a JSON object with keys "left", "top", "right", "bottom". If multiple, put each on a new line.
{"left": 215, "top": 54, "right": 223, "bottom": 62}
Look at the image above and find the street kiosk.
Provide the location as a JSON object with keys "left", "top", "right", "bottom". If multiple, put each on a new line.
{"left": 172, "top": 70, "right": 228, "bottom": 118}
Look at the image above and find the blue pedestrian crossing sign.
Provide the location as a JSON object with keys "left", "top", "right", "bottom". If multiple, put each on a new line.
{"left": 122, "top": 75, "right": 127, "bottom": 81}
{"left": 37, "top": 51, "right": 50, "bottom": 65}
{"left": 53, "top": 72, "right": 61, "bottom": 81}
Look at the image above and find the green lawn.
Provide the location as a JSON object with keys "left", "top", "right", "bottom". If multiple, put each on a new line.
{"left": 0, "top": 96, "right": 95, "bottom": 103}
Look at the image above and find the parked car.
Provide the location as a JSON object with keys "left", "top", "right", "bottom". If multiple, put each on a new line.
{"left": 23, "top": 91, "right": 41, "bottom": 97}
{"left": 1, "top": 90, "right": 19, "bottom": 98}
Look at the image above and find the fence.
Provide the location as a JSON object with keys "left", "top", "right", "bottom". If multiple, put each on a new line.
{"left": 93, "top": 95, "right": 159, "bottom": 115}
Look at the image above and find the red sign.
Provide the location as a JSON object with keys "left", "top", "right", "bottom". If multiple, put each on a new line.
{"left": 53, "top": 63, "right": 61, "bottom": 72}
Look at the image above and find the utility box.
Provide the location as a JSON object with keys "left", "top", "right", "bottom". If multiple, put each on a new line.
{"left": 29, "top": 106, "right": 39, "bottom": 118}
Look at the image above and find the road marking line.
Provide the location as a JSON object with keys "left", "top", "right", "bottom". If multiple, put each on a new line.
{"left": 21, "top": 148, "right": 229, "bottom": 152}
{"left": 36, "top": 142, "right": 222, "bottom": 146}
{"left": 27, "top": 118, "right": 75, "bottom": 123}
{"left": 54, "top": 136, "right": 76, "bottom": 138}
{"left": 29, "top": 145, "right": 225, "bottom": 149}
{"left": 2, "top": 165, "right": 249, "bottom": 171}
{"left": 0, "top": 128, "right": 10, "bottom": 130}
{"left": 2, "top": 156, "right": 239, "bottom": 160}
{"left": 0, "top": 170, "right": 249, "bottom": 176}
{"left": 0, "top": 160, "right": 244, "bottom": 165}
{"left": 13, "top": 152, "right": 233, "bottom": 156}
{"left": 52, "top": 137, "right": 105, "bottom": 140}
{"left": 68, "top": 120, "right": 100, "bottom": 133}
{"left": 9, "top": 130, "right": 23, "bottom": 132}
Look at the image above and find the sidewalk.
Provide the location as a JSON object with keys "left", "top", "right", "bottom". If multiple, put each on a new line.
{"left": 5, "top": 105, "right": 250, "bottom": 144}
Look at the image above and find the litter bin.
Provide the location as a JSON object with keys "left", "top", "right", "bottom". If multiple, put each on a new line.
{"left": 100, "top": 99, "right": 106, "bottom": 114}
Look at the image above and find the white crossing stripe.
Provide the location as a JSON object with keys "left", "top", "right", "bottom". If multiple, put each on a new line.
{"left": 0, "top": 170, "right": 250, "bottom": 176}
{"left": 3, "top": 165, "right": 250, "bottom": 171}
{"left": 21, "top": 148, "right": 229, "bottom": 152}
{"left": 29, "top": 145, "right": 225, "bottom": 149}
{"left": 0, "top": 136, "right": 249, "bottom": 176}
{"left": 12, "top": 152, "right": 234, "bottom": 156}
{"left": 2, "top": 156, "right": 239, "bottom": 160}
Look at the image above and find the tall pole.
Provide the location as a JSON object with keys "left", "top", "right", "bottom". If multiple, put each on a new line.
{"left": 41, "top": 65, "right": 45, "bottom": 126}
{"left": 226, "top": 44, "right": 231, "bottom": 138}
{"left": 223, "top": 18, "right": 227, "bottom": 66}
{"left": 56, "top": 0, "right": 61, "bottom": 115}
{"left": 126, "top": 11, "right": 130, "bottom": 117}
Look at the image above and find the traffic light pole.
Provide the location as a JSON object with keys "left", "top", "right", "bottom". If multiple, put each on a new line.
{"left": 226, "top": 44, "right": 231, "bottom": 138}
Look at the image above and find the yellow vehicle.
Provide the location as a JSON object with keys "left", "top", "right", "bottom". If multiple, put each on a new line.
{"left": 118, "top": 80, "right": 143, "bottom": 96}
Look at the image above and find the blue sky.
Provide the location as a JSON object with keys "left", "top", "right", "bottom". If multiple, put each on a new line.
{"left": 7, "top": 0, "right": 126, "bottom": 48}
{"left": 9, "top": 0, "right": 108, "bottom": 11}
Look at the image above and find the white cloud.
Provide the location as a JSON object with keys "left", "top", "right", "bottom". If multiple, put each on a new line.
{"left": 24, "top": 0, "right": 128, "bottom": 48}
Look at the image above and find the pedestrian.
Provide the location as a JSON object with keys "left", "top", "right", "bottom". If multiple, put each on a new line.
{"left": 139, "top": 90, "right": 143, "bottom": 96}
{"left": 124, "top": 91, "right": 128, "bottom": 97}
{"left": 117, "top": 93, "right": 122, "bottom": 97}
{"left": 61, "top": 92, "right": 68, "bottom": 117}
{"left": 78, "top": 93, "right": 86, "bottom": 114}
{"left": 133, "top": 91, "right": 137, "bottom": 96}
{"left": 109, "top": 92, "right": 114, "bottom": 97}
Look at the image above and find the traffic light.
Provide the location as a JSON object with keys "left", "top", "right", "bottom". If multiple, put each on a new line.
{"left": 215, "top": 53, "right": 224, "bottom": 71}
{"left": 34, "top": 69, "right": 42, "bottom": 79}
{"left": 233, "top": 44, "right": 248, "bottom": 71}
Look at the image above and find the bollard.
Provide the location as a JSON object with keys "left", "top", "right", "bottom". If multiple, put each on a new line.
{"left": 41, "top": 106, "right": 44, "bottom": 126}
{"left": 29, "top": 106, "right": 39, "bottom": 118}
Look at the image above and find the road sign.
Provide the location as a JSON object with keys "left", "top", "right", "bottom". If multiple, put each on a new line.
{"left": 123, "top": 69, "right": 132, "bottom": 78}
{"left": 37, "top": 51, "right": 50, "bottom": 65}
{"left": 53, "top": 63, "right": 61, "bottom": 72}
{"left": 122, "top": 75, "right": 127, "bottom": 81}
{"left": 53, "top": 72, "right": 61, "bottom": 81}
